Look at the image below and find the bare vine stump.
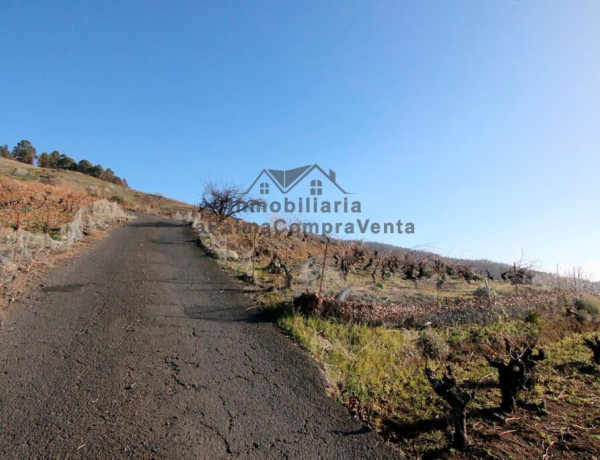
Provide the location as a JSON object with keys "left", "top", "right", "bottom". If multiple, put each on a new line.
{"left": 584, "top": 336, "right": 600, "bottom": 365}
{"left": 279, "top": 259, "right": 293, "bottom": 290}
{"left": 484, "top": 339, "right": 545, "bottom": 414}
{"left": 265, "top": 253, "right": 282, "bottom": 274}
{"left": 264, "top": 252, "right": 293, "bottom": 289}
{"left": 425, "top": 366, "right": 473, "bottom": 449}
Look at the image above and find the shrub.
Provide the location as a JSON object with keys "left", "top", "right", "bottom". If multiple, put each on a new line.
{"left": 524, "top": 310, "right": 541, "bottom": 326}
{"left": 575, "top": 311, "right": 592, "bottom": 325}
{"left": 473, "top": 285, "right": 498, "bottom": 298}
{"left": 87, "top": 185, "right": 100, "bottom": 196}
{"left": 416, "top": 329, "right": 449, "bottom": 360}
{"left": 574, "top": 295, "right": 600, "bottom": 320}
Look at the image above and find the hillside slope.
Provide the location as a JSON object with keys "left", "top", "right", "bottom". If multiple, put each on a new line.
{"left": 0, "top": 157, "right": 192, "bottom": 285}
{"left": 0, "top": 157, "right": 191, "bottom": 217}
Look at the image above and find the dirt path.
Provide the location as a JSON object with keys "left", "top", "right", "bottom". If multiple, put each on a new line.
{"left": 0, "top": 215, "right": 397, "bottom": 459}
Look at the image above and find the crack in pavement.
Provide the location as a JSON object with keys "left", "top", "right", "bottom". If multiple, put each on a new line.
{"left": 0, "top": 215, "right": 398, "bottom": 459}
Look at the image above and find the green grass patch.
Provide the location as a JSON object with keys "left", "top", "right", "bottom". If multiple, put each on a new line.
{"left": 274, "top": 302, "right": 600, "bottom": 456}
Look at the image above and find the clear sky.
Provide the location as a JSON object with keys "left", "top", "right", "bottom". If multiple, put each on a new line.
{"left": 1, "top": 1, "right": 599, "bottom": 279}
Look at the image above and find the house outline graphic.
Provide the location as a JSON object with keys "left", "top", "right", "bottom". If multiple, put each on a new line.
{"left": 246, "top": 164, "right": 349, "bottom": 195}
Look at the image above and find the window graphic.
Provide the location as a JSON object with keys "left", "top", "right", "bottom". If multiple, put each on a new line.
{"left": 259, "top": 182, "right": 270, "bottom": 194}
{"left": 310, "top": 179, "right": 322, "bottom": 195}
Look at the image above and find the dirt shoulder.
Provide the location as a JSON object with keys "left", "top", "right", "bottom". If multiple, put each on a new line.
{"left": 0, "top": 224, "right": 115, "bottom": 313}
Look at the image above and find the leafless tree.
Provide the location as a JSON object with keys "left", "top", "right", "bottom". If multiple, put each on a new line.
{"left": 200, "top": 181, "right": 265, "bottom": 220}
{"left": 501, "top": 263, "right": 534, "bottom": 288}
{"left": 571, "top": 266, "right": 593, "bottom": 292}
{"left": 501, "top": 253, "right": 536, "bottom": 294}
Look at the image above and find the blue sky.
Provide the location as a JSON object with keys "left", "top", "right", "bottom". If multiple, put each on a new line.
{"left": 1, "top": 1, "right": 599, "bottom": 279}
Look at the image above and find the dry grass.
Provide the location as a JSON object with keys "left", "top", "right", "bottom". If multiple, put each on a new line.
{"left": 0, "top": 177, "right": 94, "bottom": 232}
{"left": 0, "top": 157, "right": 192, "bottom": 217}
{"left": 189, "top": 211, "right": 600, "bottom": 458}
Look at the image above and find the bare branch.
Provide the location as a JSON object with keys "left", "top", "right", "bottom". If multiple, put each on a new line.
{"left": 200, "top": 181, "right": 265, "bottom": 220}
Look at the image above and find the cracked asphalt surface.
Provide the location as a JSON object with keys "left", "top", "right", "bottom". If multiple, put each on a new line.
{"left": 0, "top": 215, "right": 397, "bottom": 459}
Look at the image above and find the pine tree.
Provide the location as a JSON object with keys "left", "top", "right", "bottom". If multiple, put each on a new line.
{"left": 0, "top": 144, "right": 11, "bottom": 159}
{"left": 38, "top": 152, "right": 52, "bottom": 168}
{"left": 57, "top": 154, "right": 75, "bottom": 170}
{"left": 12, "top": 140, "right": 37, "bottom": 165}
{"left": 89, "top": 164, "right": 104, "bottom": 178}
{"left": 77, "top": 159, "right": 93, "bottom": 174}
{"left": 49, "top": 151, "right": 61, "bottom": 168}
{"left": 102, "top": 168, "right": 115, "bottom": 182}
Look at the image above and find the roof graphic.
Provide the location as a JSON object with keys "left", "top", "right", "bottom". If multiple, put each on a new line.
{"left": 267, "top": 165, "right": 311, "bottom": 190}
{"left": 246, "top": 164, "right": 349, "bottom": 195}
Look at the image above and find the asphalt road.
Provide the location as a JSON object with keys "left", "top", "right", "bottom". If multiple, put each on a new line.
{"left": 0, "top": 215, "right": 397, "bottom": 459}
